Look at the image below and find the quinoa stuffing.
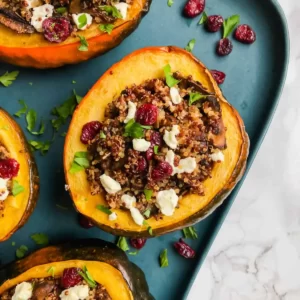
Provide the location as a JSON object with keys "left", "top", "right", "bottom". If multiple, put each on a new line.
{"left": 79, "top": 67, "right": 227, "bottom": 225}
{"left": 0, "top": 267, "right": 111, "bottom": 300}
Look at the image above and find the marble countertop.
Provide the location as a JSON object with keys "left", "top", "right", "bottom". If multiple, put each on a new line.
{"left": 188, "top": 1, "right": 300, "bottom": 299}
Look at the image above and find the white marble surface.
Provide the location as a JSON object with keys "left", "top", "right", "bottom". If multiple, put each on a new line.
{"left": 188, "top": 1, "right": 300, "bottom": 299}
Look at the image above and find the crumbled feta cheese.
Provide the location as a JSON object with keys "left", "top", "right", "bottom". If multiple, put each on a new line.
{"left": 64, "top": 184, "right": 70, "bottom": 191}
{"left": 114, "top": 3, "right": 129, "bottom": 19}
{"left": 0, "top": 178, "right": 9, "bottom": 201}
{"left": 100, "top": 174, "right": 121, "bottom": 194}
{"left": 156, "top": 189, "right": 179, "bottom": 216}
{"left": 12, "top": 282, "right": 33, "bottom": 300}
{"left": 130, "top": 207, "right": 144, "bottom": 226}
{"left": 30, "top": 4, "right": 54, "bottom": 32}
{"left": 163, "top": 125, "right": 180, "bottom": 149}
{"left": 25, "top": 0, "right": 41, "bottom": 10}
{"left": 109, "top": 212, "right": 117, "bottom": 221}
{"left": 60, "top": 285, "right": 89, "bottom": 300}
{"left": 72, "top": 13, "right": 93, "bottom": 31}
{"left": 210, "top": 151, "right": 225, "bottom": 162}
{"left": 165, "top": 150, "right": 196, "bottom": 175}
{"left": 121, "top": 194, "right": 136, "bottom": 209}
{"left": 124, "top": 101, "right": 136, "bottom": 123}
{"left": 170, "top": 87, "right": 182, "bottom": 104}
{"left": 133, "top": 138, "right": 151, "bottom": 152}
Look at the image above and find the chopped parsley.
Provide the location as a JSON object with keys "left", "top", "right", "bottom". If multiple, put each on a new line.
{"left": 14, "top": 99, "right": 28, "bottom": 118}
{"left": 99, "top": 23, "right": 114, "bottom": 34}
{"left": 160, "top": 249, "right": 168, "bottom": 267}
{"left": 12, "top": 241, "right": 16, "bottom": 246}
{"left": 99, "top": 5, "right": 122, "bottom": 19}
{"left": 47, "top": 266, "right": 55, "bottom": 277}
{"left": 123, "top": 119, "right": 151, "bottom": 138}
{"left": 78, "top": 35, "right": 89, "bottom": 51}
{"left": 185, "top": 39, "right": 196, "bottom": 52}
{"left": 153, "top": 145, "right": 159, "bottom": 154}
{"left": 0, "top": 71, "right": 19, "bottom": 87}
{"left": 143, "top": 209, "right": 151, "bottom": 218}
{"left": 78, "top": 266, "right": 97, "bottom": 288}
{"left": 99, "top": 131, "right": 106, "bottom": 139}
{"left": 16, "top": 245, "right": 28, "bottom": 259}
{"left": 12, "top": 180, "right": 25, "bottom": 196}
{"left": 78, "top": 14, "right": 88, "bottom": 29}
{"left": 29, "top": 140, "right": 51, "bottom": 155}
{"left": 189, "top": 92, "right": 208, "bottom": 105}
{"left": 56, "top": 7, "right": 67, "bottom": 14}
{"left": 199, "top": 11, "right": 208, "bottom": 24}
{"left": 72, "top": 80, "right": 76, "bottom": 84}
{"left": 26, "top": 109, "right": 45, "bottom": 135}
{"left": 31, "top": 233, "right": 49, "bottom": 246}
{"left": 70, "top": 152, "right": 90, "bottom": 174}
{"left": 148, "top": 226, "right": 153, "bottom": 235}
{"left": 96, "top": 205, "right": 112, "bottom": 215}
{"left": 223, "top": 15, "right": 240, "bottom": 38}
{"left": 182, "top": 226, "right": 198, "bottom": 239}
{"left": 167, "top": 0, "right": 174, "bottom": 7}
{"left": 144, "top": 189, "right": 153, "bottom": 201}
{"left": 128, "top": 251, "right": 138, "bottom": 255}
{"left": 163, "top": 64, "right": 180, "bottom": 88}
{"left": 117, "top": 237, "right": 129, "bottom": 252}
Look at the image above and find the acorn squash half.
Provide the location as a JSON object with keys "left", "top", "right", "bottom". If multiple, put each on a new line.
{"left": 64, "top": 46, "right": 249, "bottom": 237}
{"left": 0, "top": 108, "right": 39, "bottom": 242}
{"left": 0, "top": 239, "right": 153, "bottom": 300}
{"left": 0, "top": 0, "right": 151, "bottom": 69}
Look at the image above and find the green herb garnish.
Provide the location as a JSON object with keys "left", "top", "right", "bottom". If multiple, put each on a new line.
{"left": 78, "top": 35, "right": 89, "bottom": 51}
{"left": 26, "top": 109, "right": 45, "bottom": 135}
{"left": 189, "top": 92, "right": 208, "bottom": 105}
{"left": 78, "top": 14, "right": 88, "bottom": 29}
{"left": 12, "top": 180, "right": 25, "bottom": 196}
{"left": 223, "top": 15, "right": 240, "bottom": 38}
{"left": 185, "top": 39, "right": 196, "bottom": 52}
{"left": 72, "top": 80, "right": 76, "bottom": 84}
{"left": 117, "top": 237, "right": 129, "bottom": 251}
{"left": 144, "top": 189, "right": 153, "bottom": 201}
{"left": 99, "top": 5, "right": 122, "bottom": 18}
{"left": 160, "top": 249, "right": 168, "bottom": 267}
{"left": 12, "top": 241, "right": 16, "bottom": 246}
{"left": 99, "top": 23, "right": 114, "bottom": 34}
{"left": 73, "top": 89, "right": 83, "bottom": 103}
{"left": 70, "top": 152, "right": 89, "bottom": 174}
{"left": 16, "top": 245, "right": 28, "bottom": 259}
{"left": 99, "top": 131, "right": 106, "bottom": 139}
{"left": 56, "top": 7, "right": 67, "bottom": 14}
{"left": 128, "top": 251, "right": 139, "bottom": 255}
{"left": 163, "top": 64, "right": 180, "bottom": 88}
{"left": 31, "top": 233, "right": 49, "bottom": 246}
{"left": 167, "top": 0, "right": 174, "bottom": 7}
{"left": 14, "top": 99, "right": 28, "bottom": 118}
{"left": 148, "top": 226, "right": 153, "bottom": 235}
{"left": 182, "top": 226, "right": 198, "bottom": 239}
{"left": 96, "top": 205, "right": 112, "bottom": 215}
{"left": 143, "top": 209, "right": 151, "bottom": 218}
{"left": 153, "top": 145, "right": 159, "bottom": 154}
{"left": 78, "top": 266, "right": 97, "bottom": 288}
{"left": 199, "top": 11, "right": 208, "bottom": 24}
{"left": 123, "top": 119, "right": 151, "bottom": 139}
{"left": 0, "top": 71, "right": 19, "bottom": 87}
{"left": 47, "top": 266, "right": 55, "bottom": 277}
{"left": 29, "top": 140, "right": 51, "bottom": 155}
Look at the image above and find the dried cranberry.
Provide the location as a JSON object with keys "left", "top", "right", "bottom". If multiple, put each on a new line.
{"left": 0, "top": 158, "right": 20, "bottom": 179}
{"left": 206, "top": 15, "right": 224, "bottom": 32}
{"left": 135, "top": 104, "right": 158, "bottom": 125}
{"left": 137, "top": 156, "right": 147, "bottom": 173}
{"left": 234, "top": 24, "right": 256, "bottom": 44}
{"left": 216, "top": 38, "right": 233, "bottom": 56}
{"left": 210, "top": 70, "right": 226, "bottom": 84}
{"left": 61, "top": 267, "right": 82, "bottom": 288}
{"left": 174, "top": 238, "right": 195, "bottom": 258}
{"left": 151, "top": 132, "right": 162, "bottom": 146}
{"left": 43, "top": 17, "right": 72, "bottom": 43}
{"left": 78, "top": 214, "right": 94, "bottom": 229}
{"left": 145, "top": 147, "right": 154, "bottom": 161}
{"left": 130, "top": 238, "right": 147, "bottom": 249}
{"left": 151, "top": 162, "right": 173, "bottom": 181}
{"left": 184, "top": 0, "right": 205, "bottom": 18}
{"left": 80, "top": 121, "right": 102, "bottom": 144}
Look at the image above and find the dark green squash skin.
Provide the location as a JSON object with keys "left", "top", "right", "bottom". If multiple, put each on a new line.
{"left": 0, "top": 239, "right": 154, "bottom": 300}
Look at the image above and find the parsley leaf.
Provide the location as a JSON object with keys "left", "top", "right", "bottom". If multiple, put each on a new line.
{"left": 143, "top": 209, "right": 151, "bottom": 218}
{"left": 29, "top": 140, "right": 51, "bottom": 155}
{"left": 163, "top": 64, "right": 180, "bottom": 87}
{"left": 117, "top": 237, "right": 129, "bottom": 252}
{"left": 56, "top": 7, "right": 67, "bottom": 14}
{"left": 160, "top": 249, "right": 168, "bottom": 267}
{"left": 153, "top": 145, "right": 159, "bottom": 154}
{"left": 14, "top": 99, "right": 28, "bottom": 118}
{"left": 12, "top": 241, "right": 16, "bottom": 246}
{"left": 128, "top": 251, "right": 138, "bottom": 255}
{"left": 31, "top": 233, "right": 49, "bottom": 246}
{"left": 123, "top": 119, "right": 151, "bottom": 138}
{"left": 78, "top": 266, "right": 97, "bottom": 288}
{"left": 70, "top": 152, "right": 89, "bottom": 174}
{"left": 72, "top": 80, "right": 76, "bottom": 84}
{"left": 0, "top": 71, "right": 19, "bottom": 87}
{"left": 167, "top": 0, "right": 174, "bottom": 7}
{"left": 26, "top": 109, "right": 45, "bottom": 135}
{"left": 182, "top": 226, "right": 198, "bottom": 239}
{"left": 199, "top": 11, "right": 208, "bottom": 24}
{"left": 78, "top": 13, "right": 88, "bottom": 29}
{"left": 78, "top": 35, "right": 89, "bottom": 51}
{"left": 96, "top": 205, "right": 112, "bottom": 215}
{"left": 99, "top": 131, "right": 106, "bottom": 139}
{"left": 223, "top": 15, "right": 240, "bottom": 38}
{"left": 144, "top": 189, "right": 153, "bottom": 201}
{"left": 148, "top": 226, "right": 153, "bottom": 235}
{"left": 47, "top": 266, "right": 55, "bottom": 277}
{"left": 16, "top": 245, "right": 28, "bottom": 259}
{"left": 185, "top": 39, "right": 196, "bottom": 52}
{"left": 73, "top": 89, "right": 83, "bottom": 103}
{"left": 12, "top": 180, "right": 25, "bottom": 196}
{"left": 189, "top": 92, "right": 207, "bottom": 105}
{"left": 99, "top": 23, "right": 114, "bottom": 34}
{"left": 100, "top": 5, "right": 122, "bottom": 18}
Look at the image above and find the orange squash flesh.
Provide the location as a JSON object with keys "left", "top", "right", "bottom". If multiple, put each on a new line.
{"left": 0, "top": 109, "right": 39, "bottom": 242}
{"left": 64, "top": 46, "right": 249, "bottom": 237}
{"left": 0, "top": 0, "right": 150, "bottom": 68}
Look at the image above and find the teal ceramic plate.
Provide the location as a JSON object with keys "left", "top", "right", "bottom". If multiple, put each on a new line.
{"left": 0, "top": 0, "right": 289, "bottom": 299}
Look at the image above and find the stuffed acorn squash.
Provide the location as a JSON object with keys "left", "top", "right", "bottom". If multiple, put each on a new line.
{"left": 64, "top": 46, "right": 249, "bottom": 237}
{"left": 0, "top": 108, "right": 39, "bottom": 242}
{"left": 0, "top": 239, "right": 153, "bottom": 300}
{"left": 0, "top": 0, "right": 151, "bottom": 68}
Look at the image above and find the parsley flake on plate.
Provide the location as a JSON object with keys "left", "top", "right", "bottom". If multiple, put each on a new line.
{"left": 0, "top": 71, "right": 19, "bottom": 87}
{"left": 31, "top": 233, "right": 49, "bottom": 246}
{"left": 78, "top": 35, "right": 89, "bottom": 51}
{"left": 185, "top": 39, "right": 196, "bottom": 52}
{"left": 182, "top": 226, "right": 198, "bottom": 239}
{"left": 199, "top": 11, "right": 208, "bottom": 25}
{"left": 117, "top": 237, "right": 129, "bottom": 252}
{"left": 14, "top": 99, "right": 28, "bottom": 118}
{"left": 160, "top": 249, "right": 169, "bottom": 267}
{"left": 163, "top": 64, "right": 180, "bottom": 88}
{"left": 223, "top": 15, "right": 240, "bottom": 38}
{"left": 16, "top": 245, "right": 28, "bottom": 259}
{"left": 99, "top": 23, "right": 114, "bottom": 34}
